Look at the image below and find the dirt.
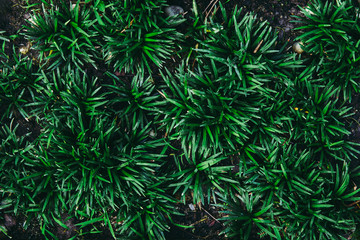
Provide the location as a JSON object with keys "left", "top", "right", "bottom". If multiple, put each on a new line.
{"left": 1, "top": 0, "right": 356, "bottom": 240}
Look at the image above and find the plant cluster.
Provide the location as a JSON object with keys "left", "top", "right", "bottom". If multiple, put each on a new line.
{"left": 25, "top": 0, "right": 100, "bottom": 71}
{"left": 0, "top": 0, "right": 360, "bottom": 240}
{"left": 99, "top": 0, "right": 184, "bottom": 75}
{"left": 294, "top": 0, "right": 360, "bottom": 100}
{"left": 0, "top": 38, "right": 41, "bottom": 121}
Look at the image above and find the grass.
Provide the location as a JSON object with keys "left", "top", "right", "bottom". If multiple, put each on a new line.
{"left": 0, "top": 0, "right": 360, "bottom": 239}
{"left": 99, "top": 0, "right": 184, "bottom": 76}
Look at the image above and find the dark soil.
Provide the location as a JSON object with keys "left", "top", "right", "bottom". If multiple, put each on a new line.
{"left": 2, "top": 0, "right": 359, "bottom": 240}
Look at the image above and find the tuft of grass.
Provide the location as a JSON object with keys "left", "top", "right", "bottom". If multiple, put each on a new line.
{"left": 0, "top": 43, "right": 41, "bottom": 121}
{"left": 23, "top": 68, "right": 176, "bottom": 239}
{"left": 159, "top": 63, "right": 261, "bottom": 156}
{"left": 24, "top": 0, "right": 100, "bottom": 71}
{"left": 99, "top": 0, "right": 184, "bottom": 75}
{"left": 219, "top": 143, "right": 360, "bottom": 240}
{"left": 294, "top": 0, "right": 360, "bottom": 101}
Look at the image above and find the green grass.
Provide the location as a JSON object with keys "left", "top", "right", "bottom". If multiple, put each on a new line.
{"left": 0, "top": 0, "right": 360, "bottom": 239}
{"left": 24, "top": 0, "right": 101, "bottom": 71}
{"left": 99, "top": 0, "right": 184, "bottom": 76}
{"left": 293, "top": 0, "right": 360, "bottom": 101}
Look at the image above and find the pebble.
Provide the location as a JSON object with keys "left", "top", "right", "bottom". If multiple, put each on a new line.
{"left": 149, "top": 129, "right": 157, "bottom": 138}
{"left": 19, "top": 42, "right": 31, "bottom": 55}
{"left": 164, "top": 5, "right": 184, "bottom": 17}
{"left": 188, "top": 203, "right": 195, "bottom": 211}
{"left": 19, "top": 46, "right": 29, "bottom": 55}
{"left": 293, "top": 41, "right": 304, "bottom": 54}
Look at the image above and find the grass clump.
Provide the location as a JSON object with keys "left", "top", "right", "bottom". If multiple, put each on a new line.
{"left": 100, "top": 0, "right": 184, "bottom": 75}
{"left": 0, "top": 43, "right": 41, "bottom": 121}
{"left": 294, "top": 0, "right": 360, "bottom": 100}
{"left": 220, "top": 143, "right": 360, "bottom": 239}
{"left": 25, "top": 0, "right": 100, "bottom": 71}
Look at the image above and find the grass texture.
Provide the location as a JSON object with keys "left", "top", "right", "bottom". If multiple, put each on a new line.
{"left": 0, "top": 0, "right": 360, "bottom": 239}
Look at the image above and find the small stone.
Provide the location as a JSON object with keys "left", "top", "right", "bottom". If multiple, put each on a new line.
{"left": 164, "top": 5, "right": 184, "bottom": 17}
{"left": 293, "top": 41, "right": 304, "bottom": 54}
{"left": 19, "top": 42, "right": 31, "bottom": 55}
{"left": 188, "top": 203, "right": 195, "bottom": 211}
{"left": 149, "top": 129, "right": 157, "bottom": 138}
{"left": 19, "top": 46, "right": 28, "bottom": 55}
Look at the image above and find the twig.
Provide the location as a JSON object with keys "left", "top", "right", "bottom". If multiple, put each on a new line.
{"left": 120, "top": 19, "right": 134, "bottom": 33}
{"left": 349, "top": 117, "right": 360, "bottom": 127}
{"left": 205, "top": 0, "right": 219, "bottom": 19}
{"left": 253, "top": 40, "right": 263, "bottom": 54}
{"left": 190, "top": 216, "right": 208, "bottom": 226}
{"left": 203, "top": 0, "right": 216, "bottom": 14}
{"left": 202, "top": 208, "right": 224, "bottom": 227}
{"left": 345, "top": 200, "right": 360, "bottom": 207}
{"left": 157, "top": 89, "right": 167, "bottom": 99}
